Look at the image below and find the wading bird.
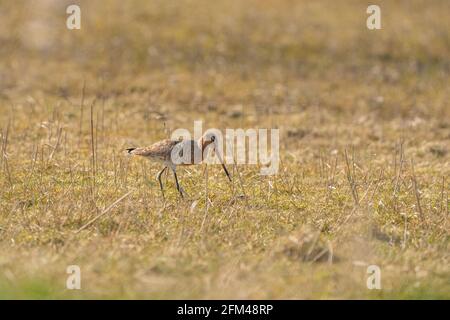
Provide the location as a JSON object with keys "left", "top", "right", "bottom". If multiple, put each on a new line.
{"left": 126, "top": 132, "right": 231, "bottom": 198}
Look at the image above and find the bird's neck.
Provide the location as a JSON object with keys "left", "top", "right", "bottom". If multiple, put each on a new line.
{"left": 198, "top": 138, "right": 212, "bottom": 161}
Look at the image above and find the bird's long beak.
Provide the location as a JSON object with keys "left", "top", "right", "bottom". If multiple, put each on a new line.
{"left": 221, "top": 162, "right": 232, "bottom": 182}
{"left": 215, "top": 146, "right": 232, "bottom": 182}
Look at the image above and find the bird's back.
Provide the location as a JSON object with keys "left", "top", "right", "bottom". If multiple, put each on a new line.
{"left": 128, "top": 138, "right": 204, "bottom": 165}
{"left": 127, "top": 139, "right": 182, "bottom": 162}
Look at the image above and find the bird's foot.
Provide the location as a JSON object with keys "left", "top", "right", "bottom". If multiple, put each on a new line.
{"left": 179, "top": 187, "right": 189, "bottom": 198}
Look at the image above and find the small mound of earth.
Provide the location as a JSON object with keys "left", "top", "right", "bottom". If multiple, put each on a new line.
{"left": 278, "top": 226, "right": 337, "bottom": 264}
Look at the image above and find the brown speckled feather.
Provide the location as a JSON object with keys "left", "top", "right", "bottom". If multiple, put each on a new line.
{"left": 129, "top": 139, "right": 182, "bottom": 162}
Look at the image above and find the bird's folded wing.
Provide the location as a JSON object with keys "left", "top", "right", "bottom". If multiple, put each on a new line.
{"left": 131, "top": 139, "right": 181, "bottom": 160}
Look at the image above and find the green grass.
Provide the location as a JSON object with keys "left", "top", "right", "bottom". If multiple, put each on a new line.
{"left": 0, "top": 0, "right": 449, "bottom": 299}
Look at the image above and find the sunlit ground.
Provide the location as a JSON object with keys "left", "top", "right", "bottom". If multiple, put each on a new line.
{"left": 0, "top": 0, "right": 448, "bottom": 299}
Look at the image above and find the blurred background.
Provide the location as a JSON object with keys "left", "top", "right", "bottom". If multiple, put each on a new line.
{"left": 1, "top": 0, "right": 448, "bottom": 121}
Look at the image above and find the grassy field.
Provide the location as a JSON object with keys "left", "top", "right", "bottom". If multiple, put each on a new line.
{"left": 0, "top": 0, "right": 449, "bottom": 299}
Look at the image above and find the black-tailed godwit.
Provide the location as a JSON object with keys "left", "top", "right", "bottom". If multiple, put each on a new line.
{"left": 126, "top": 132, "right": 231, "bottom": 198}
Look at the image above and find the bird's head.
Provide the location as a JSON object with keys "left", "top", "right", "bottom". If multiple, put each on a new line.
{"left": 200, "top": 131, "right": 217, "bottom": 150}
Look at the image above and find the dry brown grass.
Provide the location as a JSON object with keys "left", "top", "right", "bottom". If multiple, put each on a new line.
{"left": 0, "top": 0, "right": 449, "bottom": 299}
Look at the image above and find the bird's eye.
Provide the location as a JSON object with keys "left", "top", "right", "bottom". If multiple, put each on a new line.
{"left": 211, "top": 135, "right": 215, "bottom": 141}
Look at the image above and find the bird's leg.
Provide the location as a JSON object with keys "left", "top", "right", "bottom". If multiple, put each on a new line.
{"left": 157, "top": 166, "right": 167, "bottom": 199}
{"left": 172, "top": 168, "right": 184, "bottom": 198}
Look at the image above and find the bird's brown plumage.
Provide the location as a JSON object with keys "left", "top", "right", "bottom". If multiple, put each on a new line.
{"left": 128, "top": 139, "right": 182, "bottom": 162}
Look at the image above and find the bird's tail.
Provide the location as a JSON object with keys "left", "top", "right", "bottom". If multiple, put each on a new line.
{"left": 126, "top": 147, "right": 136, "bottom": 154}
